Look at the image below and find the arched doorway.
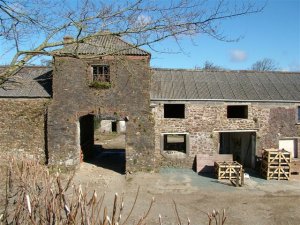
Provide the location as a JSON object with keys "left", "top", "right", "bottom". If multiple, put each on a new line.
{"left": 79, "top": 114, "right": 126, "bottom": 174}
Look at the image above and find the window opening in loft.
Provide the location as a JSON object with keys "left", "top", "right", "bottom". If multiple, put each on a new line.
{"left": 163, "top": 134, "right": 186, "bottom": 153}
{"left": 164, "top": 104, "right": 185, "bottom": 118}
{"left": 92, "top": 65, "right": 110, "bottom": 82}
{"left": 227, "top": 105, "right": 248, "bottom": 119}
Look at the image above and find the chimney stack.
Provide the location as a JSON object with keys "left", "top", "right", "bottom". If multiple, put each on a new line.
{"left": 63, "top": 36, "right": 74, "bottom": 44}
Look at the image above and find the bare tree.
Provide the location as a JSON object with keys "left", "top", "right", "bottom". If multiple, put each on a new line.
{"left": 250, "top": 58, "right": 279, "bottom": 71}
{"left": 0, "top": 0, "right": 264, "bottom": 85}
{"left": 201, "top": 61, "right": 224, "bottom": 71}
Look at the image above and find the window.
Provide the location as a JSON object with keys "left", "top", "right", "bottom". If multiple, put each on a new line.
{"left": 164, "top": 104, "right": 185, "bottom": 118}
{"left": 163, "top": 134, "right": 187, "bottom": 153}
{"left": 298, "top": 106, "right": 300, "bottom": 123}
{"left": 92, "top": 65, "right": 110, "bottom": 82}
{"left": 227, "top": 105, "right": 248, "bottom": 119}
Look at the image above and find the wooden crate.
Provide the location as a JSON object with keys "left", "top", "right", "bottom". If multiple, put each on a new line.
{"left": 261, "top": 149, "right": 291, "bottom": 180}
{"left": 261, "top": 161, "right": 290, "bottom": 180}
{"left": 262, "top": 148, "right": 291, "bottom": 165}
{"left": 214, "top": 161, "right": 243, "bottom": 180}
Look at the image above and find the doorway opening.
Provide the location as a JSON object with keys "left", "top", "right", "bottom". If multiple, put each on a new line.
{"left": 79, "top": 115, "right": 126, "bottom": 174}
{"left": 111, "top": 121, "right": 117, "bottom": 132}
{"left": 79, "top": 114, "right": 94, "bottom": 160}
{"left": 279, "top": 139, "right": 298, "bottom": 158}
{"left": 219, "top": 132, "right": 256, "bottom": 168}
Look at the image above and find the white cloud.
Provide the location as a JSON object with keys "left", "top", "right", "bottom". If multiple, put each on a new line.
{"left": 230, "top": 49, "right": 248, "bottom": 62}
{"left": 135, "top": 14, "right": 151, "bottom": 28}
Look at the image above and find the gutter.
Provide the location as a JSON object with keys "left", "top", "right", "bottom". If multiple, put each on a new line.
{"left": 150, "top": 98, "right": 300, "bottom": 103}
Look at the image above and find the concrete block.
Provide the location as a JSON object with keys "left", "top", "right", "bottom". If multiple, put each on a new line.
{"left": 117, "top": 120, "right": 126, "bottom": 133}
{"left": 100, "top": 120, "right": 112, "bottom": 133}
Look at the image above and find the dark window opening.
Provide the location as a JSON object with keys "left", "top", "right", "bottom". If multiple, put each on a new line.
{"left": 227, "top": 105, "right": 248, "bottom": 119}
{"left": 92, "top": 65, "right": 110, "bottom": 82}
{"left": 112, "top": 121, "right": 117, "bottom": 132}
{"left": 163, "top": 134, "right": 186, "bottom": 153}
{"left": 164, "top": 104, "right": 185, "bottom": 118}
{"left": 298, "top": 106, "right": 300, "bottom": 122}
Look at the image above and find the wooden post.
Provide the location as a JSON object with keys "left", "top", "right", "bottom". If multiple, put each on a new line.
{"left": 241, "top": 169, "right": 245, "bottom": 186}
{"left": 235, "top": 168, "right": 240, "bottom": 187}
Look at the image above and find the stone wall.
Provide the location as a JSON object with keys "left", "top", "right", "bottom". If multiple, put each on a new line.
{"left": 47, "top": 56, "right": 155, "bottom": 172}
{"left": 0, "top": 99, "right": 49, "bottom": 162}
{"left": 152, "top": 101, "right": 300, "bottom": 167}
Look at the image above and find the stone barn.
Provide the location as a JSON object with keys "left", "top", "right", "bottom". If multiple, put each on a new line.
{"left": 0, "top": 66, "right": 52, "bottom": 163}
{"left": 151, "top": 69, "right": 300, "bottom": 170}
{"left": 1, "top": 34, "right": 300, "bottom": 172}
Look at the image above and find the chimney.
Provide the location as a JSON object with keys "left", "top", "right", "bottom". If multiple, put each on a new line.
{"left": 63, "top": 36, "right": 74, "bottom": 44}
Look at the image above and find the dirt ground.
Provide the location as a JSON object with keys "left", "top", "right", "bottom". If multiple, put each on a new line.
{"left": 74, "top": 163, "right": 300, "bottom": 225}
{"left": 73, "top": 133, "right": 300, "bottom": 225}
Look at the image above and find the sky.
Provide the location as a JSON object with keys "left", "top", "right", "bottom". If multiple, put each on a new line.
{"left": 1, "top": 0, "right": 299, "bottom": 72}
{"left": 148, "top": 0, "right": 300, "bottom": 71}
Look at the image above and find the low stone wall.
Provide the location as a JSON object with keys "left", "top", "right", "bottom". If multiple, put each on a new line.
{"left": 0, "top": 99, "right": 49, "bottom": 162}
{"left": 152, "top": 101, "right": 300, "bottom": 168}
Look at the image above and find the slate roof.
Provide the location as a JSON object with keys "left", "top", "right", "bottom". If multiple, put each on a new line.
{"left": 0, "top": 66, "right": 52, "bottom": 98}
{"left": 151, "top": 69, "right": 300, "bottom": 102}
{"left": 59, "top": 33, "right": 150, "bottom": 56}
{"left": 2, "top": 66, "right": 300, "bottom": 102}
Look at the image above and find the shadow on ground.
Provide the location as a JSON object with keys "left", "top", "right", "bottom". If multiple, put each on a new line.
{"left": 84, "top": 144, "right": 126, "bottom": 174}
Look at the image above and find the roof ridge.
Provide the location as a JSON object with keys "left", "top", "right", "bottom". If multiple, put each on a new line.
{"left": 151, "top": 67, "right": 300, "bottom": 74}
{"left": 114, "top": 35, "right": 151, "bottom": 56}
{"left": 58, "top": 33, "right": 150, "bottom": 56}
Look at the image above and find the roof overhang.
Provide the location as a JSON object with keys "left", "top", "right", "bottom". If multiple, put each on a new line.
{"left": 150, "top": 98, "right": 300, "bottom": 103}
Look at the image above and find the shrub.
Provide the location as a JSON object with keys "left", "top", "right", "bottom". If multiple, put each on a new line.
{"left": 89, "top": 81, "right": 111, "bottom": 89}
{"left": 1, "top": 158, "right": 226, "bottom": 225}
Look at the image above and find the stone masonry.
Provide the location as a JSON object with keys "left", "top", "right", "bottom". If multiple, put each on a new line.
{"left": 47, "top": 56, "right": 155, "bottom": 172}
{"left": 152, "top": 101, "right": 300, "bottom": 167}
{"left": 0, "top": 99, "right": 49, "bottom": 162}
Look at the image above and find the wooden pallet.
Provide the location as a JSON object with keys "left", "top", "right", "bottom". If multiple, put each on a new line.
{"left": 262, "top": 148, "right": 291, "bottom": 165}
{"left": 214, "top": 161, "right": 243, "bottom": 180}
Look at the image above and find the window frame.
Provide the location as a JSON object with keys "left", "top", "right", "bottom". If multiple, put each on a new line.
{"left": 91, "top": 65, "right": 110, "bottom": 82}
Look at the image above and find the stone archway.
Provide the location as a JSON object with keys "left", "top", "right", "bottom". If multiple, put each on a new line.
{"left": 78, "top": 114, "right": 126, "bottom": 174}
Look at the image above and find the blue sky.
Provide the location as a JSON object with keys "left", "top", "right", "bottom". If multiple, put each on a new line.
{"left": 149, "top": 0, "right": 300, "bottom": 71}
{"left": 1, "top": 0, "right": 299, "bottom": 71}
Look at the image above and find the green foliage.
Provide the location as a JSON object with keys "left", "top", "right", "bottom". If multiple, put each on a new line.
{"left": 89, "top": 81, "right": 111, "bottom": 89}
